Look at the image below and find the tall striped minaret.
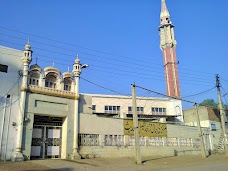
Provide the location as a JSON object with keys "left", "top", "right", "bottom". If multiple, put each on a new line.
{"left": 159, "top": 0, "right": 181, "bottom": 98}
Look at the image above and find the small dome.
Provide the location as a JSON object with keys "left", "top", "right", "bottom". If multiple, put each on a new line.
{"left": 75, "top": 54, "right": 80, "bottom": 64}
{"left": 25, "top": 44, "right": 31, "bottom": 50}
{"left": 63, "top": 71, "right": 73, "bottom": 79}
{"left": 30, "top": 64, "right": 42, "bottom": 73}
{"left": 75, "top": 58, "right": 80, "bottom": 64}
{"left": 44, "top": 66, "right": 61, "bottom": 77}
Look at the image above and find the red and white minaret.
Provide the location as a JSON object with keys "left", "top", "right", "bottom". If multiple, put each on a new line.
{"left": 159, "top": 0, "right": 180, "bottom": 98}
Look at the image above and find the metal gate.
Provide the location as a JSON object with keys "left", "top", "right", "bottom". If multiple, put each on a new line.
{"left": 30, "top": 116, "right": 63, "bottom": 159}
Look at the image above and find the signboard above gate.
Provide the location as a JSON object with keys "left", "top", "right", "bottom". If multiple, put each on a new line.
{"left": 124, "top": 120, "right": 167, "bottom": 137}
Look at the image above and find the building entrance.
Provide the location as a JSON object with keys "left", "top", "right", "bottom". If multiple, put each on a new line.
{"left": 30, "top": 115, "right": 63, "bottom": 159}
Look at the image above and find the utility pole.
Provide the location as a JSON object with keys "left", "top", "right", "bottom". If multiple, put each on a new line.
{"left": 216, "top": 74, "right": 228, "bottom": 155}
{"left": 194, "top": 103, "right": 207, "bottom": 158}
{"left": 132, "top": 84, "right": 141, "bottom": 164}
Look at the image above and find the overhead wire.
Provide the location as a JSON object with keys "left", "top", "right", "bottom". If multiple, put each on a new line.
{"left": 134, "top": 84, "right": 222, "bottom": 111}
{"left": 80, "top": 77, "right": 130, "bottom": 96}
{"left": 0, "top": 50, "right": 216, "bottom": 87}
{"left": 0, "top": 37, "right": 217, "bottom": 85}
{"left": 0, "top": 27, "right": 216, "bottom": 77}
{"left": 181, "top": 86, "right": 216, "bottom": 98}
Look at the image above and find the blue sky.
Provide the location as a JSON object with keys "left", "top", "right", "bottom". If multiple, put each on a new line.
{"left": 0, "top": 0, "right": 228, "bottom": 109}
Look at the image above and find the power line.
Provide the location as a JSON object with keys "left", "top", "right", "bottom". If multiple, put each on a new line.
{"left": 135, "top": 85, "right": 195, "bottom": 104}
{"left": 80, "top": 77, "right": 130, "bottom": 96}
{"left": 0, "top": 50, "right": 216, "bottom": 86}
{"left": 134, "top": 84, "right": 222, "bottom": 111}
{"left": 0, "top": 27, "right": 216, "bottom": 77}
{"left": 0, "top": 51, "right": 214, "bottom": 89}
{"left": 182, "top": 86, "right": 216, "bottom": 98}
{"left": 0, "top": 38, "right": 217, "bottom": 84}
{"left": 0, "top": 27, "right": 165, "bottom": 66}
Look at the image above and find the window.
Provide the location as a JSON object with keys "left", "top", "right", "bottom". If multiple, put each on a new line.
{"left": 128, "top": 107, "right": 132, "bottom": 113}
{"left": 29, "top": 78, "right": 39, "bottom": 86}
{"left": 104, "top": 106, "right": 120, "bottom": 114}
{"left": 152, "top": 107, "right": 166, "bottom": 115}
{"left": 128, "top": 107, "right": 144, "bottom": 114}
{"left": 92, "top": 105, "right": 96, "bottom": 112}
{"left": 29, "top": 72, "right": 40, "bottom": 86}
{"left": 0, "top": 64, "right": 8, "bottom": 73}
{"left": 211, "top": 123, "right": 216, "bottom": 131}
{"left": 64, "top": 78, "right": 72, "bottom": 91}
{"left": 64, "top": 84, "right": 71, "bottom": 91}
{"left": 45, "top": 81, "right": 56, "bottom": 88}
{"left": 45, "top": 75, "right": 57, "bottom": 88}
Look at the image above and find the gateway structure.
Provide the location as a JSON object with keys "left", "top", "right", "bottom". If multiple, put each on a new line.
{"left": 0, "top": 42, "right": 84, "bottom": 161}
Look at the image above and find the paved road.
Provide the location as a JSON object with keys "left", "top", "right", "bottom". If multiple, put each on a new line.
{"left": 0, "top": 154, "right": 227, "bottom": 171}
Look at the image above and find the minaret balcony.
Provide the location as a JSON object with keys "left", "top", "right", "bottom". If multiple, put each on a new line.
{"left": 158, "top": 23, "right": 174, "bottom": 30}
{"left": 27, "top": 84, "right": 79, "bottom": 99}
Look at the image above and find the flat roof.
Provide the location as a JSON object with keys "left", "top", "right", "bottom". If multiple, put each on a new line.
{"left": 80, "top": 93, "right": 177, "bottom": 101}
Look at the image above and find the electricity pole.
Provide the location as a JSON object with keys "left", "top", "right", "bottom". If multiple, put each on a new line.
{"left": 132, "top": 84, "right": 141, "bottom": 164}
{"left": 194, "top": 103, "right": 207, "bottom": 158}
{"left": 216, "top": 74, "right": 228, "bottom": 155}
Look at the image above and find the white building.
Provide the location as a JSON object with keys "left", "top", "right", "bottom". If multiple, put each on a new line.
{"left": 0, "top": 43, "right": 84, "bottom": 161}
{"left": 0, "top": 43, "right": 186, "bottom": 161}
{"left": 79, "top": 94, "right": 183, "bottom": 122}
{"left": 0, "top": 45, "right": 23, "bottom": 161}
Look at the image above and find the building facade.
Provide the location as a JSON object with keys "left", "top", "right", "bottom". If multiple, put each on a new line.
{"left": 183, "top": 106, "right": 228, "bottom": 150}
{"left": 0, "top": 42, "right": 185, "bottom": 161}
{"left": 79, "top": 94, "right": 183, "bottom": 122}
{"left": 0, "top": 43, "right": 85, "bottom": 161}
{"left": 0, "top": 46, "right": 23, "bottom": 161}
{"left": 2, "top": 0, "right": 222, "bottom": 161}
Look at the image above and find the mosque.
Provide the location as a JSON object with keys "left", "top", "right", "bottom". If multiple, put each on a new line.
{"left": 1, "top": 0, "right": 221, "bottom": 161}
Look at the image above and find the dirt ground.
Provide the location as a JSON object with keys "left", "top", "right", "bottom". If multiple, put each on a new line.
{"left": 0, "top": 154, "right": 227, "bottom": 171}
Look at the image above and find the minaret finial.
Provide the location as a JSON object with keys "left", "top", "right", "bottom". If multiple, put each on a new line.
{"left": 52, "top": 62, "right": 54, "bottom": 67}
{"left": 160, "top": 0, "right": 170, "bottom": 25}
{"left": 75, "top": 54, "right": 80, "bottom": 64}
{"left": 36, "top": 56, "right": 38, "bottom": 64}
{"left": 68, "top": 66, "right": 70, "bottom": 72}
{"left": 25, "top": 38, "right": 31, "bottom": 50}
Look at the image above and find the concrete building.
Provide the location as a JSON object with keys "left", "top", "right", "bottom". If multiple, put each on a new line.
{"left": 0, "top": 42, "right": 186, "bottom": 161}
{"left": 0, "top": 45, "right": 23, "bottom": 161}
{"left": 183, "top": 106, "right": 228, "bottom": 150}
{"left": 79, "top": 94, "right": 183, "bottom": 122}
{"left": 1, "top": 0, "right": 224, "bottom": 161}
{"left": 0, "top": 42, "right": 87, "bottom": 161}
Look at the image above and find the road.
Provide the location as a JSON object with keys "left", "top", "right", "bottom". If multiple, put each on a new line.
{"left": 0, "top": 154, "right": 227, "bottom": 171}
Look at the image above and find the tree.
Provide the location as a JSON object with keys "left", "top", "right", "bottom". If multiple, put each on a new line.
{"left": 199, "top": 99, "right": 228, "bottom": 110}
{"left": 199, "top": 99, "right": 217, "bottom": 108}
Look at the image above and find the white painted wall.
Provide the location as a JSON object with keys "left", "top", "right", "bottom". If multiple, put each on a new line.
{"left": 79, "top": 114, "right": 123, "bottom": 135}
{"left": 0, "top": 46, "right": 22, "bottom": 160}
{"left": 83, "top": 94, "right": 183, "bottom": 121}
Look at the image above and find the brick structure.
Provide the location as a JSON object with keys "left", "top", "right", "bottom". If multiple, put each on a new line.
{"left": 159, "top": 0, "right": 180, "bottom": 98}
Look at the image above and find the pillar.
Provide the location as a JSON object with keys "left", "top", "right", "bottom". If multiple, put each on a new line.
{"left": 11, "top": 41, "right": 32, "bottom": 162}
